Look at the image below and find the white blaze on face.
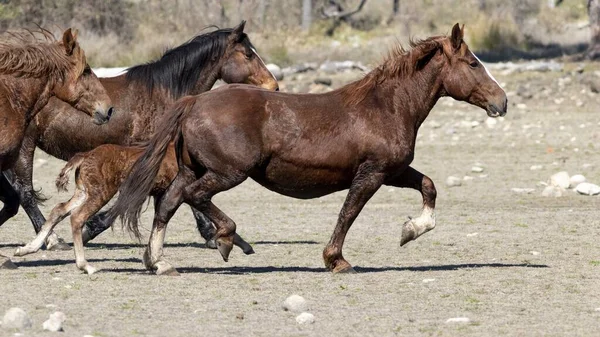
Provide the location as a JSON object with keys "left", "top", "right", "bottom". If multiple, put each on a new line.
{"left": 251, "top": 46, "right": 277, "bottom": 81}
{"left": 471, "top": 51, "right": 500, "bottom": 87}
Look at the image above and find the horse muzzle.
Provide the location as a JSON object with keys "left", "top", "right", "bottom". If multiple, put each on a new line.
{"left": 486, "top": 98, "right": 508, "bottom": 118}
{"left": 93, "top": 106, "right": 114, "bottom": 125}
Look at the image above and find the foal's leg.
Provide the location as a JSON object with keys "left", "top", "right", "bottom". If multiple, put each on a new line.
{"left": 385, "top": 166, "right": 437, "bottom": 246}
{"left": 0, "top": 173, "right": 20, "bottom": 227}
{"left": 323, "top": 166, "right": 385, "bottom": 273}
{"left": 70, "top": 198, "right": 107, "bottom": 275}
{"left": 14, "top": 188, "right": 87, "bottom": 256}
{"left": 191, "top": 206, "right": 255, "bottom": 255}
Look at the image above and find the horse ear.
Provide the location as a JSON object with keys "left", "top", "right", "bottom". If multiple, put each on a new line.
{"left": 62, "top": 28, "right": 77, "bottom": 55}
{"left": 229, "top": 20, "right": 246, "bottom": 43}
{"left": 451, "top": 23, "right": 464, "bottom": 51}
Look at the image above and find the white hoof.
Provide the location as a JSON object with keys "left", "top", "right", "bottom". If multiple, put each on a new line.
{"left": 84, "top": 265, "right": 98, "bottom": 275}
{"left": 14, "top": 246, "right": 33, "bottom": 257}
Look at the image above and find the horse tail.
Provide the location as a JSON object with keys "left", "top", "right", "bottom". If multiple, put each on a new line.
{"left": 107, "top": 96, "right": 197, "bottom": 240}
{"left": 55, "top": 153, "right": 85, "bottom": 192}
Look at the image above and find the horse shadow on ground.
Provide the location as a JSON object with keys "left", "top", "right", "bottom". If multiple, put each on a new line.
{"left": 91, "top": 262, "right": 548, "bottom": 275}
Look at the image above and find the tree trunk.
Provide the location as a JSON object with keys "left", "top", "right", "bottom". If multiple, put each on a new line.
{"left": 393, "top": 0, "right": 400, "bottom": 15}
{"left": 302, "top": 0, "right": 312, "bottom": 31}
{"left": 589, "top": 0, "right": 600, "bottom": 59}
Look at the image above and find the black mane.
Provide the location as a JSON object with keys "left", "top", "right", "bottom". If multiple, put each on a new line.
{"left": 125, "top": 28, "right": 253, "bottom": 98}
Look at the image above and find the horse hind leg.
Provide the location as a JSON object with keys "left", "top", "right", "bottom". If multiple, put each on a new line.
{"left": 14, "top": 188, "right": 87, "bottom": 256}
{"left": 191, "top": 206, "right": 254, "bottom": 255}
{"left": 0, "top": 173, "right": 20, "bottom": 228}
{"left": 386, "top": 166, "right": 437, "bottom": 246}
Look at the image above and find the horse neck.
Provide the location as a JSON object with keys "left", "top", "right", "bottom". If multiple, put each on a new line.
{"left": 376, "top": 60, "right": 444, "bottom": 130}
{"left": 2, "top": 76, "right": 52, "bottom": 122}
{"left": 187, "top": 62, "right": 221, "bottom": 96}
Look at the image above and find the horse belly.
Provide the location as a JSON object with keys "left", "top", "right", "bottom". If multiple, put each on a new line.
{"left": 252, "top": 158, "right": 353, "bottom": 199}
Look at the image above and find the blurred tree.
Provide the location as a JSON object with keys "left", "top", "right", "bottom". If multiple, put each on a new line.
{"left": 589, "top": 0, "right": 600, "bottom": 59}
{"left": 302, "top": 0, "right": 312, "bottom": 31}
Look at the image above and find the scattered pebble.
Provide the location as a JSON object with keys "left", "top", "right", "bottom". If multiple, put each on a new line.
{"left": 549, "top": 171, "right": 570, "bottom": 189}
{"left": 296, "top": 312, "right": 315, "bottom": 324}
{"left": 530, "top": 251, "right": 541, "bottom": 256}
{"left": 422, "top": 278, "right": 436, "bottom": 283}
{"left": 511, "top": 188, "right": 535, "bottom": 194}
{"left": 42, "top": 312, "right": 65, "bottom": 332}
{"left": 463, "top": 176, "right": 474, "bottom": 181}
{"left": 446, "top": 176, "right": 462, "bottom": 187}
{"left": 471, "top": 166, "right": 484, "bottom": 173}
{"left": 446, "top": 317, "right": 470, "bottom": 323}
{"left": 466, "top": 233, "right": 479, "bottom": 237}
{"left": 575, "top": 183, "right": 600, "bottom": 196}
{"left": 282, "top": 295, "right": 308, "bottom": 312}
{"left": 2, "top": 308, "right": 32, "bottom": 330}
{"left": 569, "top": 174, "right": 586, "bottom": 187}
{"left": 542, "top": 185, "right": 565, "bottom": 197}
{"left": 530, "top": 165, "right": 543, "bottom": 171}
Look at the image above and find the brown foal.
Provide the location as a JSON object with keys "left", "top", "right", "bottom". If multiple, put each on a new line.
{"left": 116, "top": 24, "right": 507, "bottom": 275}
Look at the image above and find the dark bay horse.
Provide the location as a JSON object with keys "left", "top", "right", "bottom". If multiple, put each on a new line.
{"left": 2, "top": 21, "right": 277, "bottom": 250}
{"left": 1, "top": 28, "right": 112, "bottom": 223}
{"left": 110, "top": 24, "right": 507, "bottom": 275}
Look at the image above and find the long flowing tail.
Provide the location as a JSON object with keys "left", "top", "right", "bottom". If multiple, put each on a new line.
{"left": 106, "top": 96, "right": 197, "bottom": 239}
{"left": 55, "top": 153, "right": 85, "bottom": 192}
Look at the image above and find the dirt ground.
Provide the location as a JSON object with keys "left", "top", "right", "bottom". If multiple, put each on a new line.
{"left": 1, "top": 63, "right": 600, "bottom": 337}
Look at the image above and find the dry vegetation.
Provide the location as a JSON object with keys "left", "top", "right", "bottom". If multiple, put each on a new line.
{"left": 0, "top": 0, "right": 593, "bottom": 67}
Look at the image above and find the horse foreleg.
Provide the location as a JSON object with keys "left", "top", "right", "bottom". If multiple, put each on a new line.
{"left": 385, "top": 166, "right": 437, "bottom": 246}
{"left": 0, "top": 172, "right": 20, "bottom": 228}
{"left": 323, "top": 166, "right": 384, "bottom": 273}
{"left": 191, "top": 206, "right": 255, "bottom": 255}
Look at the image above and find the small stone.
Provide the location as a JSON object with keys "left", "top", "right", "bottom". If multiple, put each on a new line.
{"left": 463, "top": 176, "right": 474, "bottom": 181}
{"left": 466, "top": 232, "right": 479, "bottom": 237}
{"left": 446, "top": 176, "right": 462, "bottom": 187}
{"left": 266, "top": 63, "right": 283, "bottom": 81}
{"left": 446, "top": 317, "right": 470, "bottom": 323}
{"left": 485, "top": 117, "right": 497, "bottom": 127}
{"left": 550, "top": 171, "right": 570, "bottom": 189}
{"left": 314, "top": 78, "right": 332, "bottom": 86}
{"left": 2, "top": 308, "right": 32, "bottom": 330}
{"left": 569, "top": 174, "right": 586, "bottom": 188}
{"left": 530, "top": 251, "right": 541, "bottom": 256}
{"left": 42, "top": 311, "right": 65, "bottom": 332}
{"left": 511, "top": 188, "right": 535, "bottom": 194}
{"left": 530, "top": 165, "right": 543, "bottom": 171}
{"left": 471, "top": 166, "right": 484, "bottom": 173}
{"left": 0, "top": 254, "right": 17, "bottom": 269}
{"left": 282, "top": 295, "right": 308, "bottom": 312}
{"left": 542, "top": 185, "right": 565, "bottom": 197}
{"left": 235, "top": 313, "right": 244, "bottom": 320}
{"left": 295, "top": 312, "right": 315, "bottom": 324}
{"left": 422, "top": 278, "right": 435, "bottom": 283}
{"left": 575, "top": 183, "right": 600, "bottom": 196}
{"left": 34, "top": 158, "right": 48, "bottom": 169}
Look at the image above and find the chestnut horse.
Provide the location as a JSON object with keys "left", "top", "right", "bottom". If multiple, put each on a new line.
{"left": 15, "top": 143, "right": 254, "bottom": 274}
{"left": 0, "top": 28, "right": 112, "bottom": 223}
{"left": 2, "top": 21, "right": 277, "bottom": 250}
{"left": 109, "top": 24, "right": 507, "bottom": 275}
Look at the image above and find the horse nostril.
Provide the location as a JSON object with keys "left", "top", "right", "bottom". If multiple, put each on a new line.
{"left": 107, "top": 107, "right": 114, "bottom": 118}
{"left": 275, "top": 87, "right": 280, "bottom": 92}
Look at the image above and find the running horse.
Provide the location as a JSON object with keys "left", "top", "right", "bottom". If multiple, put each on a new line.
{"left": 2, "top": 21, "right": 277, "bottom": 250}
{"left": 108, "top": 23, "right": 507, "bottom": 275}
{"left": 0, "top": 28, "right": 112, "bottom": 219}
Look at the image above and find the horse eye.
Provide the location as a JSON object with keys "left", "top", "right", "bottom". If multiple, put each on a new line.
{"left": 469, "top": 61, "right": 479, "bottom": 68}
{"left": 83, "top": 66, "right": 92, "bottom": 75}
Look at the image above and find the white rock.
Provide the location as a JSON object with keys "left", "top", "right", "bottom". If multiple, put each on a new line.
{"left": 282, "top": 295, "right": 308, "bottom": 312}
{"left": 569, "top": 175, "right": 586, "bottom": 187}
{"left": 42, "top": 312, "right": 65, "bottom": 332}
{"left": 485, "top": 117, "right": 497, "bottom": 127}
{"left": 471, "top": 166, "right": 484, "bottom": 173}
{"left": 463, "top": 176, "right": 474, "bottom": 181}
{"left": 295, "top": 312, "right": 315, "bottom": 324}
{"left": 446, "top": 176, "right": 462, "bottom": 187}
{"left": 422, "top": 278, "right": 436, "bottom": 283}
{"left": 542, "top": 185, "right": 565, "bottom": 197}
{"left": 266, "top": 63, "right": 283, "bottom": 81}
{"left": 446, "top": 317, "right": 470, "bottom": 323}
{"left": 530, "top": 165, "right": 543, "bottom": 171}
{"left": 575, "top": 183, "right": 600, "bottom": 196}
{"left": 530, "top": 251, "right": 541, "bottom": 256}
{"left": 2, "top": 308, "right": 32, "bottom": 330}
{"left": 466, "top": 232, "right": 479, "bottom": 237}
{"left": 550, "top": 171, "right": 570, "bottom": 189}
{"left": 511, "top": 188, "right": 535, "bottom": 194}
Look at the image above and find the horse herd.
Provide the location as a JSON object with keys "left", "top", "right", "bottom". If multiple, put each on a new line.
{"left": 0, "top": 22, "right": 507, "bottom": 275}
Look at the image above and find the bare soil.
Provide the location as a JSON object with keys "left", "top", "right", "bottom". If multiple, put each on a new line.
{"left": 1, "top": 63, "right": 600, "bottom": 337}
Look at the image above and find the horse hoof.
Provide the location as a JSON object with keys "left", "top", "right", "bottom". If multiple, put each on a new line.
{"left": 84, "top": 265, "right": 98, "bottom": 275}
{"left": 216, "top": 237, "right": 234, "bottom": 262}
{"left": 13, "top": 247, "right": 26, "bottom": 257}
{"left": 400, "top": 220, "right": 416, "bottom": 247}
{"left": 243, "top": 246, "right": 255, "bottom": 255}
{"left": 47, "top": 239, "right": 71, "bottom": 251}
{"left": 205, "top": 239, "right": 217, "bottom": 249}
{"left": 333, "top": 265, "right": 356, "bottom": 274}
